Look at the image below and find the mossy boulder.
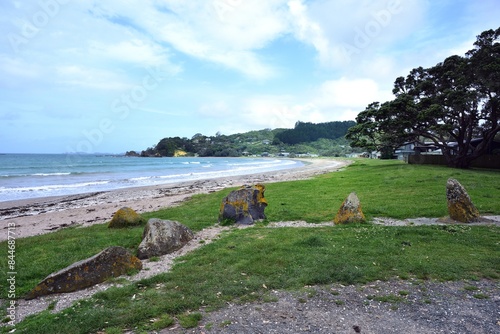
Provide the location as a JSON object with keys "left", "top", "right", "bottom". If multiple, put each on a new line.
{"left": 334, "top": 192, "right": 366, "bottom": 224}
{"left": 25, "top": 246, "right": 142, "bottom": 299}
{"left": 219, "top": 184, "right": 268, "bottom": 225}
{"left": 108, "top": 207, "right": 145, "bottom": 228}
{"left": 446, "top": 178, "right": 480, "bottom": 223}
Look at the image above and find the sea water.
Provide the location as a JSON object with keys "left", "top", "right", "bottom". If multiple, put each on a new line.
{"left": 0, "top": 154, "right": 302, "bottom": 202}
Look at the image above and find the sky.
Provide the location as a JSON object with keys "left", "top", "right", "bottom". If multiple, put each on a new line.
{"left": 0, "top": 0, "right": 499, "bottom": 154}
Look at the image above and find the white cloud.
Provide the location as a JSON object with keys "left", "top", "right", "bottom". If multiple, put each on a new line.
{"left": 89, "top": 0, "right": 290, "bottom": 79}
{"left": 289, "top": 0, "right": 354, "bottom": 67}
{"left": 89, "top": 39, "right": 174, "bottom": 67}
{"left": 243, "top": 96, "right": 308, "bottom": 129}
{"left": 288, "top": 0, "right": 427, "bottom": 69}
{"left": 314, "top": 77, "right": 393, "bottom": 119}
{"left": 55, "top": 65, "right": 130, "bottom": 90}
{"left": 204, "top": 76, "right": 391, "bottom": 133}
{"left": 317, "top": 77, "right": 391, "bottom": 107}
{"left": 230, "top": 77, "right": 392, "bottom": 130}
{"left": 0, "top": 55, "right": 41, "bottom": 79}
{"left": 199, "top": 101, "right": 232, "bottom": 117}
{"left": 210, "top": 50, "right": 278, "bottom": 79}
{"left": 288, "top": 0, "right": 335, "bottom": 67}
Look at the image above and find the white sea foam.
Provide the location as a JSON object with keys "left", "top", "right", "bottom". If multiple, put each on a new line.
{"left": 32, "top": 172, "right": 72, "bottom": 176}
{"left": 0, "top": 181, "right": 110, "bottom": 194}
{"left": 0, "top": 156, "right": 302, "bottom": 202}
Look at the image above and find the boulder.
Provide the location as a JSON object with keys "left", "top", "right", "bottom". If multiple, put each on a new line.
{"left": 137, "top": 219, "right": 194, "bottom": 259}
{"left": 108, "top": 207, "right": 145, "bottom": 228}
{"left": 334, "top": 192, "right": 366, "bottom": 224}
{"left": 446, "top": 178, "right": 480, "bottom": 223}
{"left": 219, "top": 184, "right": 268, "bottom": 225}
{"left": 25, "top": 246, "right": 142, "bottom": 299}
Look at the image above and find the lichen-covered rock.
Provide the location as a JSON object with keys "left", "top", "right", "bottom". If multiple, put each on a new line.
{"left": 108, "top": 207, "right": 145, "bottom": 228}
{"left": 334, "top": 192, "right": 365, "bottom": 224}
{"left": 446, "top": 178, "right": 480, "bottom": 223}
{"left": 25, "top": 246, "right": 142, "bottom": 300}
{"left": 219, "top": 184, "right": 268, "bottom": 225}
{"left": 137, "top": 219, "right": 194, "bottom": 259}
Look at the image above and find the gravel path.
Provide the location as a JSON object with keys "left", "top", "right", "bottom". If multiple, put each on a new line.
{"left": 163, "top": 279, "right": 500, "bottom": 334}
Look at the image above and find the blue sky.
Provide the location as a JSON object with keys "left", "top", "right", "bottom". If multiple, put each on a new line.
{"left": 1, "top": 0, "right": 499, "bottom": 154}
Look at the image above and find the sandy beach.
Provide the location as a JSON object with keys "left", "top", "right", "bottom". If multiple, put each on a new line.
{"left": 0, "top": 158, "right": 350, "bottom": 242}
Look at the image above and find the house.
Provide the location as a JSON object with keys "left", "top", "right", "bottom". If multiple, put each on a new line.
{"left": 405, "top": 137, "right": 500, "bottom": 168}
{"left": 454, "top": 138, "right": 500, "bottom": 155}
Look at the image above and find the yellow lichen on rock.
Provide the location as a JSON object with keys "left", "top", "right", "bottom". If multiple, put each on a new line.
{"left": 254, "top": 184, "right": 268, "bottom": 206}
{"left": 108, "top": 207, "right": 146, "bottom": 228}
{"left": 334, "top": 192, "right": 366, "bottom": 225}
{"left": 446, "top": 178, "right": 480, "bottom": 223}
{"left": 25, "top": 246, "right": 142, "bottom": 299}
{"left": 219, "top": 184, "right": 268, "bottom": 225}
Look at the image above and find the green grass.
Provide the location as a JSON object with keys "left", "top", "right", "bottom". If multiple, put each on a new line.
{"left": 178, "top": 312, "right": 202, "bottom": 328}
{"left": 473, "top": 293, "right": 490, "bottom": 299}
{"left": 142, "top": 159, "right": 500, "bottom": 224}
{"left": 1, "top": 159, "right": 499, "bottom": 333}
{"left": 263, "top": 159, "right": 500, "bottom": 221}
{"left": 0, "top": 224, "right": 144, "bottom": 300}
{"left": 367, "top": 294, "right": 405, "bottom": 303}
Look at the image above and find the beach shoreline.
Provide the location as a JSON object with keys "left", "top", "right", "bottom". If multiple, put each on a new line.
{"left": 0, "top": 158, "right": 351, "bottom": 241}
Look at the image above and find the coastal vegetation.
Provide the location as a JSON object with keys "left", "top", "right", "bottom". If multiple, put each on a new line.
{"left": 1, "top": 159, "right": 499, "bottom": 333}
{"left": 128, "top": 121, "right": 359, "bottom": 158}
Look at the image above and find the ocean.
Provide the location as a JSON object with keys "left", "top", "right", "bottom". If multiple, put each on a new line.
{"left": 0, "top": 154, "right": 303, "bottom": 202}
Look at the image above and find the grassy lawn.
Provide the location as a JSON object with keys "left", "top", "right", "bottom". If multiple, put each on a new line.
{"left": 144, "top": 159, "right": 500, "bottom": 225}
{"left": 1, "top": 159, "right": 499, "bottom": 333}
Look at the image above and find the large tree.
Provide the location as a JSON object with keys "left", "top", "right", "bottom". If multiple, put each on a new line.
{"left": 346, "top": 28, "right": 500, "bottom": 168}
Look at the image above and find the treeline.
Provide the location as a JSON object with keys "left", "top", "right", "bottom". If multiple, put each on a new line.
{"left": 134, "top": 131, "right": 279, "bottom": 157}
{"left": 274, "top": 121, "right": 356, "bottom": 145}
{"left": 128, "top": 121, "right": 358, "bottom": 157}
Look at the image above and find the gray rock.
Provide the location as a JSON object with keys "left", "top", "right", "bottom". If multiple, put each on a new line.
{"left": 25, "top": 246, "right": 142, "bottom": 299}
{"left": 334, "top": 192, "right": 366, "bottom": 224}
{"left": 219, "top": 184, "right": 268, "bottom": 225}
{"left": 137, "top": 219, "right": 194, "bottom": 259}
{"left": 446, "top": 178, "right": 480, "bottom": 223}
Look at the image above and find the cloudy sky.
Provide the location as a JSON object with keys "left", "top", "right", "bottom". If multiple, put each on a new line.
{"left": 1, "top": 0, "right": 498, "bottom": 153}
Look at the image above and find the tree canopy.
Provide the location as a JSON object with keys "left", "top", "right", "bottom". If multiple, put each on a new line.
{"left": 131, "top": 121, "right": 358, "bottom": 158}
{"left": 346, "top": 28, "right": 500, "bottom": 168}
{"left": 275, "top": 121, "right": 356, "bottom": 145}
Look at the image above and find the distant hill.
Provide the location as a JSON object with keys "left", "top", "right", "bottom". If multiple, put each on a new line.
{"left": 128, "top": 121, "right": 361, "bottom": 158}
{"left": 275, "top": 121, "right": 356, "bottom": 144}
